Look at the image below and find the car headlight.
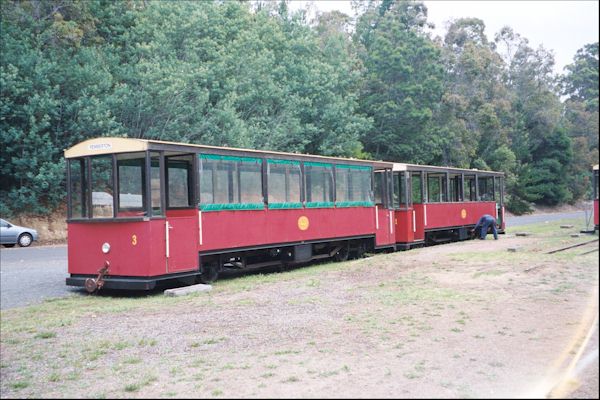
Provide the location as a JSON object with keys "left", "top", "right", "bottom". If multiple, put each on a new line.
{"left": 102, "top": 242, "right": 111, "bottom": 254}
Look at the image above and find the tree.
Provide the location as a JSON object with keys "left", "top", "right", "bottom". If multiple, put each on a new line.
{"left": 494, "top": 26, "right": 573, "bottom": 211}
{"left": 436, "top": 18, "right": 515, "bottom": 174}
{"left": 562, "top": 42, "right": 599, "bottom": 111}
{"left": 355, "top": 0, "right": 444, "bottom": 163}
{"left": 562, "top": 42, "right": 599, "bottom": 200}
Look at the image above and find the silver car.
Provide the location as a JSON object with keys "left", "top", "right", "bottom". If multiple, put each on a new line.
{"left": 0, "top": 218, "right": 39, "bottom": 248}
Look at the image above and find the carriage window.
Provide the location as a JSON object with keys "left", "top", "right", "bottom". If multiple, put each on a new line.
{"left": 449, "top": 174, "right": 461, "bottom": 202}
{"left": 167, "top": 156, "right": 193, "bottom": 208}
{"left": 91, "top": 155, "right": 114, "bottom": 218}
{"left": 200, "top": 157, "right": 236, "bottom": 204}
{"left": 268, "top": 160, "right": 302, "bottom": 208}
{"left": 374, "top": 171, "right": 384, "bottom": 206}
{"left": 240, "top": 161, "right": 263, "bottom": 204}
{"left": 336, "top": 165, "right": 373, "bottom": 207}
{"left": 412, "top": 173, "right": 422, "bottom": 204}
{"left": 69, "top": 159, "right": 87, "bottom": 218}
{"left": 305, "top": 163, "right": 333, "bottom": 207}
{"left": 199, "top": 154, "right": 264, "bottom": 210}
{"left": 117, "top": 154, "right": 145, "bottom": 215}
{"left": 464, "top": 175, "right": 476, "bottom": 201}
{"left": 427, "top": 174, "right": 443, "bottom": 203}
{"left": 150, "top": 153, "right": 163, "bottom": 216}
{"left": 494, "top": 177, "right": 502, "bottom": 204}
{"left": 479, "top": 176, "right": 495, "bottom": 201}
{"left": 392, "top": 172, "right": 407, "bottom": 208}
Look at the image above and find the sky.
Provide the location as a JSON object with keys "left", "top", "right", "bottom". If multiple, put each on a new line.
{"left": 288, "top": 0, "right": 599, "bottom": 75}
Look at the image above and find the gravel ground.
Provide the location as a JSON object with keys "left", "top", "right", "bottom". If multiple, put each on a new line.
{"left": 1, "top": 232, "right": 598, "bottom": 399}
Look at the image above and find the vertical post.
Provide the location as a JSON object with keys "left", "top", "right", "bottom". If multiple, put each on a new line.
{"left": 301, "top": 162, "right": 307, "bottom": 204}
{"left": 159, "top": 152, "right": 166, "bottom": 213}
{"left": 262, "top": 157, "right": 268, "bottom": 205}
{"left": 332, "top": 166, "right": 337, "bottom": 204}
{"left": 145, "top": 152, "right": 152, "bottom": 218}
{"left": 86, "top": 158, "right": 92, "bottom": 218}
{"left": 112, "top": 154, "right": 118, "bottom": 218}
{"left": 423, "top": 172, "right": 428, "bottom": 203}
{"left": 236, "top": 161, "right": 241, "bottom": 203}
{"left": 445, "top": 172, "right": 450, "bottom": 202}
{"left": 66, "top": 160, "right": 72, "bottom": 220}
{"left": 191, "top": 153, "right": 199, "bottom": 207}
{"left": 387, "top": 170, "right": 393, "bottom": 209}
{"left": 404, "top": 172, "right": 410, "bottom": 208}
{"left": 475, "top": 174, "right": 480, "bottom": 201}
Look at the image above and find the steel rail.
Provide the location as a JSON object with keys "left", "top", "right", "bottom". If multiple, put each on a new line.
{"left": 545, "top": 239, "right": 599, "bottom": 254}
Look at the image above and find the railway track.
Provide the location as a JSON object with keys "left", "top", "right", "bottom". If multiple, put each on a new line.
{"left": 545, "top": 238, "right": 599, "bottom": 255}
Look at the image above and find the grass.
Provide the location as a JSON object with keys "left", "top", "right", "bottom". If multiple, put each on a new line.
{"left": 123, "top": 374, "right": 158, "bottom": 393}
{"left": 34, "top": 331, "right": 56, "bottom": 339}
{"left": 472, "top": 269, "right": 505, "bottom": 278}
{"left": 375, "top": 285, "right": 469, "bottom": 305}
{"left": 9, "top": 380, "right": 30, "bottom": 390}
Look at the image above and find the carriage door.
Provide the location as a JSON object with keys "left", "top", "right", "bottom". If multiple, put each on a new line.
{"left": 411, "top": 172, "right": 425, "bottom": 241}
{"left": 374, "top": 169, "right": 394, "bottom": 247}
{"left": 165, "top": 155, "right": 199, "bottom": 273}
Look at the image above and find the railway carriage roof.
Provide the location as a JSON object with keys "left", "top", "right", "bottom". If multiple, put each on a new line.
{"left": 392, "top": 162, "right": 504, "bottom": 176}
{"left": 64, "top": 137, "right": 393, "bottom": 168}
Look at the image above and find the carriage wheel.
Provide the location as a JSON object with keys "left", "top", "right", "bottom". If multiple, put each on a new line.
{"left": 199, "top": 262, "right": 219, "bottom": 284}
{"left": 334, "top": 242, "right": 349, "bottom": 262}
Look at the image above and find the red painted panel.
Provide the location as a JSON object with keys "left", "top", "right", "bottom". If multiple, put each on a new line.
{"left": 69, "top": 206, "right": 378, "bottom": 279}
{"left": 594, "top": 199, "right": 599, "bottom": 226}
{"left": 199, "top": 207, "right": 376, "bottom": 251}
{"left": 166, "top": 209, "right": 199, "bottom": 273}
{"left": 413, "top": 206, "right": 425, "bottom": 240}
{"left": 395, "top": 210, "right": 414, "bottom": 243}
{"left": 420, "top": 202, "right": 497, "bottom": 230}
{"left": 375, "top": 206, "right": 395, "bottom": 246}
{"left": 68, "top": 220, "right": 166, "bottom": 277}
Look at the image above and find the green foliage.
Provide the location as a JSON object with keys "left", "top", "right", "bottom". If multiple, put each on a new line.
{"left": 562, "top": 43, "right": 599, "bottom": 201}
{"left": 0, "top": 0, "right": 597, "bottom": 217}
{"left": 355, "top": 0, "right": 444, "bottom": 163}
{"left": 562, "top": 42, "right": 599, "bottom": 111}
{"left": 0, "top": 0, "right": 368, "bottom": 215}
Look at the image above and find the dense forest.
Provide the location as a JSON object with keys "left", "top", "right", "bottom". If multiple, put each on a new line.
{"left": 1, "top": 0, "right": 598, "bottom": 217}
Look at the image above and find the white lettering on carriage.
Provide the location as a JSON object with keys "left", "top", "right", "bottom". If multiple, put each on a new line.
{"left": 88, "top": 143, "right": 112, "bottom": 151}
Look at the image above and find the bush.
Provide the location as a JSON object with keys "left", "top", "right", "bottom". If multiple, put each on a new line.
{"left": 506, "top": 195, "right": 533, "bottom": 215}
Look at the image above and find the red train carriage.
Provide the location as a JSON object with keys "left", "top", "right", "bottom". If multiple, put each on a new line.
{"left": 594, "top": 164, "right": 599, "bottom": 231}
{"left": 389, "top": 163, "right": 505, "bottom": 249}
{"left": 64, "top": 137, "right": 506, "bottom": 291}
{"left": 64, "top": 137, "right": 394, "bottom": 291}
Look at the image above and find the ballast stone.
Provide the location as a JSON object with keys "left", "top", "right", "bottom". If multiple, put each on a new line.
{"left": 164, "top": 284, "right": 212, "bottom": 297}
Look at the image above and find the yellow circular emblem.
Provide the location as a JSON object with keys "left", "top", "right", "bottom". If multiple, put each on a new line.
{"left": 460, "top": 209, "right": 467, "bottom": 219}
{"left": 298, "top": 216, "right": 309, "bottom": 231}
